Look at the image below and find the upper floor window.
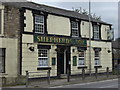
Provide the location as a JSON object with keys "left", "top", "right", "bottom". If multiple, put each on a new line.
{"left": 71, "top": 21, "right": 79, "bottom": 37}
{"left": 93, "top": 25, "right": 100, "bottom": 39}
{"left": 35, "top": 15, "right": 44, "bottom": 34}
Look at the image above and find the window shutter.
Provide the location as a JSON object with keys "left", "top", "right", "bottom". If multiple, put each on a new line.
{"left": 73, "top": 56, "right": 77, "bottom": 66}
{"left": 52, "top": 57, "right": 56, "bottom": 65}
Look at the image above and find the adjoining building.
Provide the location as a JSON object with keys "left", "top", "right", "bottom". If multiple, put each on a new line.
{"left": 0, "top": 1, "right": 113, "bottom": 85}
{"left": 112, "top": 38, "right": 120, "bottom": 72}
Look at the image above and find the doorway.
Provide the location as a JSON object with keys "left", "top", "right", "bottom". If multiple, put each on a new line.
{"left": 57, "top": 45, "right": 70, "bottom": 77}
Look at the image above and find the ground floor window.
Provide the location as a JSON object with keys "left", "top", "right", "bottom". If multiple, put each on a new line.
{"left": 94, "top": 51, "right": 100, "bottom": 66}
{"left": 78, "top": 51, "right": 85, "bottom": 66}
{"left": 38, "top": 49, "right": 48, "bottom": 67}
{"left": 0, "top": 48, "right": 5, "bottom": 73}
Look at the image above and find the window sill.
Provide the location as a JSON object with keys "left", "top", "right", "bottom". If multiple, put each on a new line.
{"left": 0, "top": 34, "right": 4, "bottom": 37}
{"left": 0, "top": 73, "right": 8, "bottom": 77}
{"left": 94, "top": 65, "right": 102, "bottom": 68}
{"left": 77, "top": 66, "right": 87, "bottom": 69}
{"left": 37, "top": 67, "right": 51, "bottom": 70}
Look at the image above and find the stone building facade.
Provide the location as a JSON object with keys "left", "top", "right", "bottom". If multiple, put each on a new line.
{"left": 0, "top": 2, "right": 113, "bottom": 85}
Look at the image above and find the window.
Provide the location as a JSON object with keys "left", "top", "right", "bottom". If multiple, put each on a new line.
{"left": 38, "top": 49, "right": 48, "bottom": 67}
{"left": 78, "top": 51, "right": 85, "bottom": 66}
{"left": 35, "top": 15, "right": 44, "bottom": 34}
{"left": 71, "top": 21, "right": 79, "bottom": 37}
{"left": 0, "top": 48, "right": 5, "bottom": 73}
{"left": 93, "top": 25, "right": 99, "bottom": 39}
{"left": 94, "top": 51, "right": 100, "bottom": 66}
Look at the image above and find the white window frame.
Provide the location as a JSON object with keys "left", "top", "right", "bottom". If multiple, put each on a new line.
{"left": 93, "top": 25, "right": 99, "bottom": 39}
{"left": 38, "top": 49, "right": 49, "bottom": 67}
{"left": 34, "top": 15, "right": 44, "bottom": 34}
{"left": 78, "top": 51, "right": 86, "bottom": 66}
{"left": 94, "top": 51, "right": 100, "bottom": 66}
{"left": 71, "top": 21, "right": 79, "bottom": 37}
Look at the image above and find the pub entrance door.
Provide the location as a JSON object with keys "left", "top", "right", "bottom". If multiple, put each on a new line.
{"left": 57, "top": 46, "right": 70, "bottom": 77}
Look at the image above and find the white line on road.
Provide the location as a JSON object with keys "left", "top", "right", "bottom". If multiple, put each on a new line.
{"left": 99, "top": 84, "right": 118, "bottom": 88}
{"left": 50, "top": 79, "right": 118, "bottom": 88}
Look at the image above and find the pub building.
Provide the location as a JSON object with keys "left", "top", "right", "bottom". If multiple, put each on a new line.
{"left": 0, "top": 1, "right": 113, "bottom": 85}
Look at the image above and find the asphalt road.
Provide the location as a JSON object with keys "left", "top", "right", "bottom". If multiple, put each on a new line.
{"left": 51, "top": 79, "right": 119, "bottom": 88}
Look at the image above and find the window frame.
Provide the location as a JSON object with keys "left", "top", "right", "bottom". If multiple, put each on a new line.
{"left": 93, "top": 25, "right": 100, "bottom": 40}
{"left": 78, "top": 51, "right": 86, "bottom": 66}
{"left": 94, "top": 50, "right": 101, "bottom": 66}
{"left": 38, "top": 49, "right": 49, "bottom": 67}
{"left": 34, "top": 14, "right": 45, "bottom": 34}
{"left": 0, "top": 48, "right": 5, "bottom": 73}
{"left": 71, "top": 21, "right": 79, "bottom": 37}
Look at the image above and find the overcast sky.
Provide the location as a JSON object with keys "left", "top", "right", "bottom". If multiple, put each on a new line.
{"left": 32, "top": 0, "right": 118, "bottom": 39}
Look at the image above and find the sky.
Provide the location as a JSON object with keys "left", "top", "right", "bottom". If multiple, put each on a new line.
{"left": 32, "top": 0, "right": 118, "bottom": 39}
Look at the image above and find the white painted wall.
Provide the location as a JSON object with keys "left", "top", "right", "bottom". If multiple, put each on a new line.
{"left": 81, "top": 21, "right": 93, "bottom": 38}
{"left": 101, "top": 25, "right": 110, "bottom": 40}
{"left": 70, "top": 41, "right": 112, "bottom": 74}
{"left": 24, "top": 10, "right": 33, "bottom": 32}
{"left": 0, "top": 38, "right": 18, "bottom": 77}
{"left": 47, "top": 15, "right": 71, "bottom": 36}
{"left": 0, "top": 5, "right": 4, "bottom": 35}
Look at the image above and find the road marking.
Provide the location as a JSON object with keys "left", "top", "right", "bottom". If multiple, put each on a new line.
{"left": 100, "top": 84, "right": 118, "bottom": 88}
{"left": 50, "top": 79, "right": 118, "bottom": 88}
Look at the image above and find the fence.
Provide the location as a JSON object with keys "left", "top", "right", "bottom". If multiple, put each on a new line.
{"left": 25, "top": 67, "right": 117, "bottom": 87}
{"left": 26, "top": 69, "right": 50, "bottom": 88}
{"left": 67, "top": 67, "right": 115, "bottom": 82}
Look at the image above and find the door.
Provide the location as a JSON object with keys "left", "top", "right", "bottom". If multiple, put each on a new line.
{"left": 57, "top": 46, "right": 70, "bottom": 76}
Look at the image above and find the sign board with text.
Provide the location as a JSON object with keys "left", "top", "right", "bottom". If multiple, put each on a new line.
{"left": 34, "top": 35, "right": 87, "bottom": 47}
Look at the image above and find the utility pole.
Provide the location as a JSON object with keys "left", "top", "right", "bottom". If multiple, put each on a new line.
{"left": 88, "top": 0, "right": 92, "bottom": 76}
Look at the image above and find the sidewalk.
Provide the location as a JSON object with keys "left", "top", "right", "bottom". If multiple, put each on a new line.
{"left": 2, "top": 74, "right": 118, "bottom": 88}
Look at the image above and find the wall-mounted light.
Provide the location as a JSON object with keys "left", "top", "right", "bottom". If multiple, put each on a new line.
{"left": 55, "top": 48, "right": 60, "bottom": 52}
{"left": 29, "top": 46, "right": 34, "bottom": 52}
{"left": 107, "top": 50, "right": 111, "bottom": 53}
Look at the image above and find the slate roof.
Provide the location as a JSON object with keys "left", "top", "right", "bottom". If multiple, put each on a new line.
{"left": 2, "top": 1, "right": 112, "bottom": 25}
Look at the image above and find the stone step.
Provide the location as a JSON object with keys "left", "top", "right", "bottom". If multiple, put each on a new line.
{"left": 60, "top": 74, "right": 67, "bottom": 79}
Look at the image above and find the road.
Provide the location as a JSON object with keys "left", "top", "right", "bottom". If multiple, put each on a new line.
{"left": 51, "top": 79, "right": 119, "bottom": 88}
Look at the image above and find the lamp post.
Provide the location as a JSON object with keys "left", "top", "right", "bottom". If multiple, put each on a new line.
{"left": 88, "top": 0, "right": 92, "bottom": 76}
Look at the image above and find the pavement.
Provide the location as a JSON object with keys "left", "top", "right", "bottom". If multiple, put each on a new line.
{"left": 51, "top": 79, "right": 118, "bottom": 88}
{"left": 1, "top": 74, "right": 119, "bottom": 88}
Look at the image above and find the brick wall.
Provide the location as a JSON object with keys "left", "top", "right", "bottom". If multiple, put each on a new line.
{"left": 4, "top": 6, "right": 21, "bottom": 37}
{"left": 4, "top": 5, "right": 22, "bottom": 76}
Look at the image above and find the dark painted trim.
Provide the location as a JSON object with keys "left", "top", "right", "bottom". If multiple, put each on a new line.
{"left": 92, "top": 22, "right": 102, "bottom": 40}
{"left": 1, "top": 48, "right": 6, "bottom": 73}
{"left": 22, "top": 32, "right": 112, "bottom": 42}
{"left": 32, "top": 10, "right": 48, "bottom": 35}
{"left": 77, "top": 66, "right": 87, "bottom": 69}
{"left": 22, "top": 7, "right": 112, "bottom": 26}
{"left": 99, "top": 24, "right": 102, "bottom": 40}
{"left": 70, "top": 19, "right": 81, "bottom": 38}
{"left": 78, "top": 21, "right": 81, "bottom": 37}
{"left": 19, "top": 8, "right": 25, "bottom": 75}
{"left": 93, "top": 47, "right": 102, "bottom": 51}
{"left": 3, "top": 48, "right": 5, "bottom": 73}
{"left": 37, "top": 67, "right": 51, "bottom": 70}
{"left": 56, "top": 45, "right": 71, "bottom": 77}
{"left": 37, "top": 45, "right": 51, "bottom": 49}
{"left": 94, "top": 66, "right": 102, "bottom": 68}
